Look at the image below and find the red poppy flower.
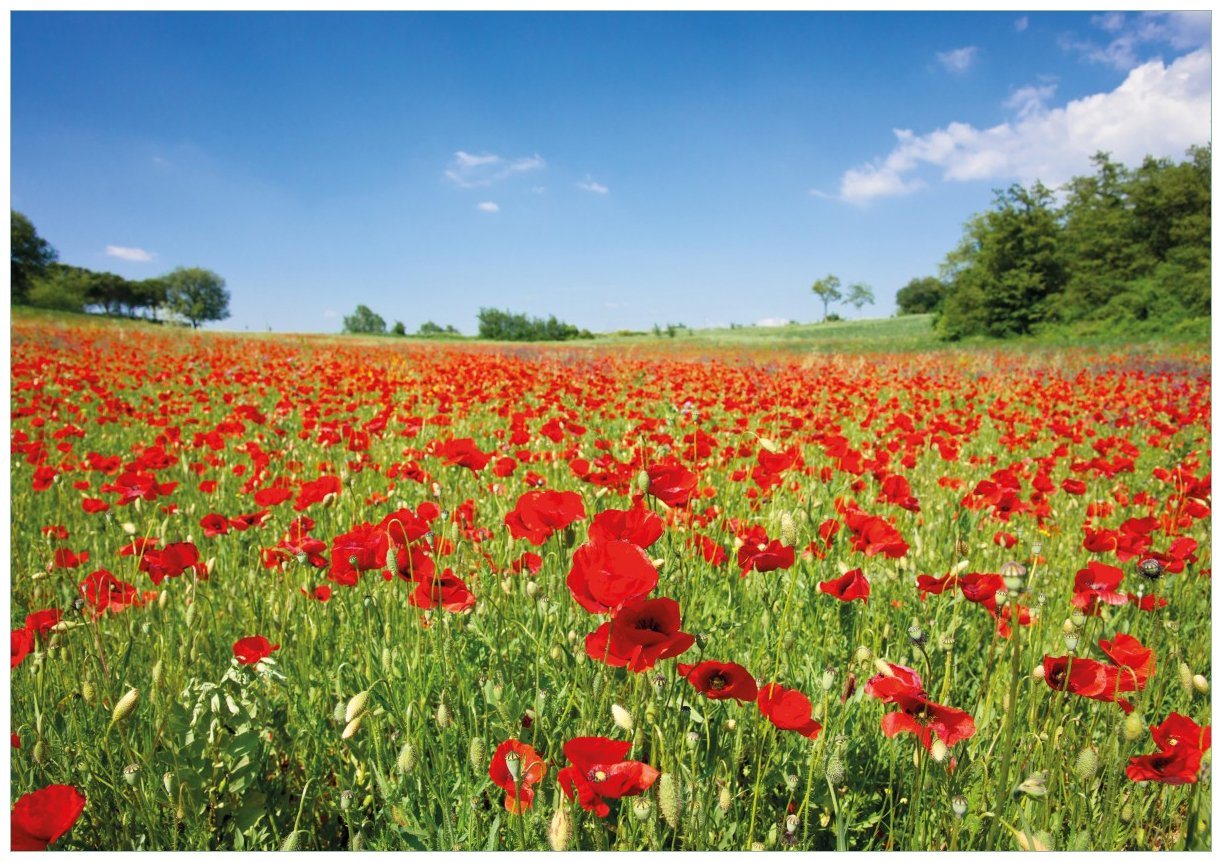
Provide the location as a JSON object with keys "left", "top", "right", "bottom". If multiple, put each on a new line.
{"left": 584, "top": 596, "right": 694, "bottom": 672}
{"left": 1041, "top": 635, "right": 1152, "bottom": 714}
{"left": 11, "top": 628, "right": 35, "bottom": 670}
{"left": 504, "top": 489, "right": 586, "bottom": 546}
{"left": 78, "top": 570, "right": 149, "bottom": 617}
{"left": 819, "top": 568, "right": 870, "bottom": 603}
{"left": 566, "top": 541, "right": 658, "bottom": 615}
{"left": 232, "top": 636, "right": 280, "bottom": 665}
{"left": 757, "top": 683, "right": 822, "bottom": 739}
{"left": 1071, "top": 561, "right": 1127, "bottom": 613}
{"left": 293, "top": 474, "right": 342, "bottom": 512}
{"left": 301, "top": 584, "right": 332, "bottom": 602}
{"left": 23, "top": 610, "right": 61, "bottom": 638}
{"left": 1098, "top": 632, "right": 1155, "bottom": 690}
{"left": 488, "top": 739, "right": 547, "bottom": 813}
{"left": 1126, "top": 713, "right": 1211, "bottom": 785}
{"left": 436, "top": 437, "right": 493, "bottom": 472}
{"left": 557, "top": 736, "right": 659, "bottom": 818}
{"left": 587, "top": 500, "right": 664, "bottom": 549}
{"left": 10, "top": 784, "right": 86, "bottom": 850}
{"left": 408, "top": 568, "right": 476, "bottom": 614}
{"left": 737, "top": 538, "right": 795, "bottom": 577}
{"left": 646, "top": 463, "right": 698, "bottom": 508}
{"left": 865, "top": 662, "right": 975, "bottom": 750}
{"left": 678, "top": 660, "right": 758, "bottom": 702}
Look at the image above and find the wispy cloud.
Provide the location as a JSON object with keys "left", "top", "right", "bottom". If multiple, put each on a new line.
{"left": 105, "top": 245, "right": 153, "bottom": 262}
{"left": 476, "top": 201, "right": 500, "bottom": 213}
{"left": 834, "top": 49, "right": 1210, "bottom": 205}
{"left": 1014, "top": 16, "right": 1029, "bottom": 33}
{"left": 443, "top": 150, "right": 545, "bottom": 188}
{"left": 577, "top": 176, "right": 609, "bottom": 194}
{"left": 1063, "top": 11, "right": 1211, "bottom": 71}
{"left": 323, "top": 309, "right": 339, "bottom": 319}
{"left": 936, "top": 46, "right": 978, "bottom": 73}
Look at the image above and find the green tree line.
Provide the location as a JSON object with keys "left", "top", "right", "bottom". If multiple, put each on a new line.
{"left": 11, "top": 211, "right": 230, "bottom": 328}
{"left": 895, "top": 146, "right": 1210, "bottom": 339}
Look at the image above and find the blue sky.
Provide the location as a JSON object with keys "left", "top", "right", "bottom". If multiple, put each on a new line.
{"left": 11, "top": 11, "right": 1212, "bottom": 333}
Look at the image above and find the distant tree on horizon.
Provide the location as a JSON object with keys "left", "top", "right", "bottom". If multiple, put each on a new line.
{"left": 11, "top": 211, "right": 58, "bottom": 305}
{"left": 343, "top": 304, "right": 387, "bottom": 335}
{"left": 810, "top": 275, "right": 842, "bottom": 321}
{"left": 846, "top": 282, "right": 875, "bottom": 315}
{"left": 165, "top": 267, "right": 230, "bottom": 329}
{"left": 896, "top": 276, "right": 946, "bottom": 315}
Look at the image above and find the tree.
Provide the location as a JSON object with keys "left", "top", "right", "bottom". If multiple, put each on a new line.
{"left": 810, "top": 275, "right": 842, "bottom": 321}
{"left": 11, "top": 211, "right": 57, "bottom": 305}
{"left": 845, "top": 282, "right": 875, "bottom": 314}
{"left": 895, "top": 276, "right": 946, "bottom": 315}
{"left": 391, "top": 320, "right": 407, "bottom": 336}
{"left": 343, "top": 304, "right": 386, "bottom": 335}
{"left": 164, "top": 267, "right": 230, "bottom": 328}
{"left": 27, "top": 264, "right": 90, "bottom": 312}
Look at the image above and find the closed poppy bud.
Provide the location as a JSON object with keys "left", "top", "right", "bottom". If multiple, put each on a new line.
{"left": 184, "top": 603, "right": 197, "bottom": 629}
{"left": 951, "top": 795, "right": 967, "bottom": 818}
{"left": 341, "top": 715, "right": 362, "bottom": 739}
{"left": 718, "top": 785, "right": 732, "bottom": 812}
{"left": 397, "top": 741, "right": 417, "bottom": 774}
{"left": 469, "top": 738, "right": 486, "bottom": 774}
{"left": 436, "top": 702, "right": 451, "bottom": 727}
{"left": 658, "top": 773, "right": 681, "bottom": 828}
{"left": 611, "top": 704, "right": 633, "bottom": 732}
{"left": 332, "top": 701, "right": 346, "bottom": 723}
{"left": 152, "top": 659, "right": 164, "bottom": 686}
{"left": 548, "top": 804, "right": 572, "bottom": 851}
{"left": 825, "top": 753, "right": 845, "bottom": 785}
{"left": 111, "top": 688, "right": 139, "bottom": 725}
{"left": 280, "top": 832, "right": 301, "bottom": 852}
{"left": 81, "top": 681, "right": 95, "bottom": 704}
{"left": 1074, "top": 746, "right": 1098, "bottom": 781}
{"left": 1122, "top": 712, "right": 1145, "bottom": 742}
{"left": 930, "top": 738, "right": 949, "bottom": 763}
{"left": 1031, "top": 665, "right": 1046, "bottom": 681}
{"left": 779, "top": 512, "right": 796, "bottom": 547}
{"left": 854, "top": 645, "right": 873, "bottom": 664}
{"left": 345, "top": 691, "right": 369, "bottom": 723}
{"left": 1194, "top": 674, "right": 1209, "bottom": 694}
{"left": 32, "top": 739, "right": 47, "bottom": 765}
{"left": 158, "top": 591, "right": 169, "bottom": 610}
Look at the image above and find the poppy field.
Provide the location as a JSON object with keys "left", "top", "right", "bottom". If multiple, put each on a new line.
{"left": 8, "top": 319, "right": 1212, "bottom": 851}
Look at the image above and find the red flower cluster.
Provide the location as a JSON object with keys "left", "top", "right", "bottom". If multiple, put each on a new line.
{"left": 505, "top": 489, "right": 586, "bottom": 545}
{"left": 866, "top": 662, "right": 976, "bottom": 752}
{"left": 557, "top": 736, "right": 659, "bottom": 817}
{"left": 1042, "top": 632, "right": 1154, "bottom": 714}
{"left": 1126, "top": 713, "right": 1211, "bottom": 785}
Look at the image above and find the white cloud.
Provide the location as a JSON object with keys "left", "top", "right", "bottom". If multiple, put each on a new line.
{"left": 1014, "top": 16, "right": 1029, "bottom": 33}
{"left": 936, "top": 46, "right": 978, "bottom": 73}
{"left": 443, "top": 150, "right": 545, "bottom": 188}
{"left": 1066, "top": 11, "right": 1211, "bottom": 71}
{"left": 577, "top": 176, "right": 609, "bottom": 194}
{"left": 105, "top": 245, "right": 153, "bottom": 262}
{"left": 756, "top": 317, "right": 789, "bottom": 328}
{"left": 476, "top": 201, "right": 500, "bottom": 213}
{"left": 323, "top": 309, "right": 339, "bottom": 319}
{"left": 837, "top": 49, "right": 1210, "bottom": 205}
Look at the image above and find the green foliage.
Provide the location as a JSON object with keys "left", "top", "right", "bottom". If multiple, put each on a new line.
{"left": 28, "top": 264, "right": 91, "bottom": 312}
{"left": 845, "top": 283, "right": 874, "bottom": 313}
{"left": 810, "top": 275, "right": 842, "bottom": 321}
{"left": 11, "top": 210, "right": 58, "bottom": 304}
{"left": 342, "top": 304, "right": 387, "bottom": 335}
{"left": 895, "top": 277, "right": 946, "bottom": 315}
{"left": 476, "top": 307, "right": 592, "bottom": 341}
{"left": 937, "top": 146, "right": 1210, "bottom": 340}
{"left": 390, "top": 321, "right": 407, "bottom": 336}
{"left": 417, "top": 321, "right": 460, "bottom": 336}
{"left": 164, "top": 267, "right": 231, "bottom": 328}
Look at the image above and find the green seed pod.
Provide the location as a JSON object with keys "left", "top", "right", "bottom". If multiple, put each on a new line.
{"left": 750, "top": 841, "right": 766, "bottom": 851}
{"left": 184, "top": 602, "right": 197, "bottom": 629}
{"left": 340, "top": 790, "right": 353, "bottom": 811}
{"left": 636, "top": 470, "right": 651, "bottom": 494}
{"left": 548, "top": 804, "right": 573, "bottom": 851}
{"left": 1120, "top": 803, "right": 1133, "bottom": 824}
{"left": 825, "top": 753, "right": 846, "bottom": 785}
{"left": 951, "top": 795, "right": 967, "bottom": 818}
{"left": 163, "top": 772, "right": 174, "bottom": 798}
{"left": 1074, "top": 746, "right": 1099, "bottom": 782}
{"left": 345, "top": 691, "right": 369, "bottom": 723}
{"left": 397, "top": 741, "right": 418, "bottom": 774}
{"left": 81, "top": 680, "right": 96, "bottom": 705}
{"left": 341, "top": 715, "right": 362, "bottom": 739}
{"left": 1122, "top": 712, "right": 1145, "bottom": 742}
{"left": 381, "top": 647, "right": 393, "bottom": 675}
{"left": 784, "top": 773, "right": 799, "bottom": 791}
{"left": 332, "top": 701, "right": 346, "bottom": 723}
{"left": 718, "top": 785, "right": 732, "bottom": 813}
{"left": 657, "top": 773, "right": 681, "bottom": 828}
{"left": 122, "top": 763, "right": 141, "bottom": 786}
{"left": 32, "top": 739, "right": 47, "bottom": 765}
{"left": 111, "top": 688, "right": 140, "bottom": 725}
{"left": 469, "top": 737, "right": 486, "bottom": 774}
{"left": 280, "top": 831, "right": 301, "bottom": 852}
{"left": 631, "top": 796, "right": 653, "bottom": 822}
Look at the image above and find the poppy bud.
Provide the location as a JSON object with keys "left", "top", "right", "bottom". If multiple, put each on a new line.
{"left": 81, "top": 680, "right": 96, "bottom": 704}
{"left": 397, "top": 741, "right": 417, "bottom": 774}
{"left": 1067, "top": 831, "right": 1090, "bottom": 852}
{"left": 122, "top": 763, "right": 141, "bottom": 786}
{"left": 1074, "top": 746, "right": 1098, "bottom": 782}
{"left": 162, "top": 771, "right": 174, "bottom": 798}
{"left": 468, "top": 737, "right": 486, "bottom": 774}
{"left": 1179, "top": 661, "right": 1194, "bottom": 693}
{"left": 436, "top": 702, "right": 451, "bottom": 727}
{"left": 779, "top": 512, "right": 796, "bottom": 547}
{"left": 381, "top": 647, "right": 392, "bottom": 674}
{"left": 345, "top": 691, "right": 369, "bottom": 723}
{"left": 1194, "top": 674, "right": 1209, "bottom": 694}
{"left": 185, "top": 603, "right": 197, "bottom": 629}
{"left": 723, "top": 718, "right": 737, "bottom": 732}
{"left": 525, "top": 581, "right": 539, "bottom": 598}
{"left": 854, "top": 645, "right": 873, "bottom": 664}
{"left": 500, "top": 578, "right": 513, "bottom": 594}
{"left": 332, "top": 701, "right": 346, "bottom": 723}
{"left": 1122, "top": 712, "right": 1145, "bottom": 742}
{"left": 548, "top": 804, "right": 572, "bottom": 851}
{"left": 1013, "top": 771, "right": 1048, "bottom": 798}
{"left": 658, "top": 772, "right": 681, "bottom": 828}
{"left": 1120, "top": 803, "right": 1133, "bottom": 823}
{"left": 718, "top": 785, "right": 732, "bottom": 812}
{"left": 341, "top": 715, "right": 362, "bottom": 739}
{"left": 930, "top": 738, "right": 949, "bottom": 764}
{"left": 611, "top": 704, "right": 634, "bottom": 732}
{"left": 111, "top": 688, "right": 140, "bottom": 725}
{"left": 636, "top": 470, "right": 650, "bottom": 493}
{"left": 152, "top": 659, "right": 164, "bottom": 687}
{"left": 872, "top": 658, "right": 894, "bottom": 677}
{"left": 632, "top": 797, "right": 653, "bottom": 822}
{"left": 32, "top": 739, "right": 47, "bottom": 764}
{"left": 951, "top": 795, "right": 967, "bottom": 818}
{"left": 825, "top": 753, "right": 845, "bottom": 785}
{"left": 158, "top": 591, "right": 169, "bottom": 610}
{"left": 1031, "top": 665, "right": 1046, "bottom": 681}
{"left": 121, "top": 521, "right": 137, "bottom": 534}
{"left": 280, "top": 832, "right": 301, "bottom": 852}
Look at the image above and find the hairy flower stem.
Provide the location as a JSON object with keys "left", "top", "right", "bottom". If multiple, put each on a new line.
{"left": 988, "top": 602, "right": 1024, "bottom": 847}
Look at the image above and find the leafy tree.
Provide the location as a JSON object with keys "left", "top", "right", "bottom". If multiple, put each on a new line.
{"left": 11, "top": 211, "right": 57, "bottom": 304}
{"left": 476, "top": 308, "right": 590, "bottom": 341}
{"left": 845, "top": 282, "right": 875, "bottom": 314}
{"left": 342, "top": 304, "right": 387, "bottom": 335}
{"left": 895, "top": 276, "right": 946, "bottom": 315}
{"left": 132, "top": 278, "right": 169, "bottom": 321}
{"left": 164, "top": 267, "right": 230, "bottom": 328}
{"left": 810, "top": 275, "right": 842, "bottom": 321}
{"left": 391, "top": 320, "right": 407, "bottom": 336}
{"left": 28, "top": 263, "right": 90, "bottom": 312}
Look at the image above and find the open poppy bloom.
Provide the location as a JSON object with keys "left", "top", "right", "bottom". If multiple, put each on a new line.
{"left": 1126, "top": 713, "right": 1211, "bottom": 785}
{"left": 645, "top": 463, "right": 698, "bottom": 508}
{"left": 557, "top": 736, "right": 659, "bottom": 818}
{"left": 11, "top": 784, "right": 86, "bottom": 850}
{"left": 584, "top": 596, "right": 694, "bottom": 672}
{"left": 567, "top": 540, "right": 658, "bottom": 615}
{"left": 78, "top": 570, "right": 153, "bottom": 618}
{"left": 587, "top": 499, "right": 664, "bottom": 549}
{"left": 504, "top": 489, "right": 586, "bottom": 545}
{"left": 1042, "top": 632, "right": 1153, "bottom": 713}
{"left": 819, "top": 568, "right": 870, "bottom": 603}
{"left": 678, "top": 660, "right": 758, "bottom": 702}
{"left": 757, "top": 683, "right": 822, "bottom": 739}
{"left": 737, "top": 537, "right": 794, "bottom": 577}
{"left": 11, "top": 628, "right": 35, "bottom": 670}
{"left": 232, "top": 635, "right": 279, "bottom": 665}
{"left": 865, "top": 662, "right": 975, "bottom": 751}
{"left": 488, "top": 739, "right": 547, "bottom": 813}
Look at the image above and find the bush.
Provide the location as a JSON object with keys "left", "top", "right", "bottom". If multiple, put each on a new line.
{"left": 476, "top": 308, "right": 591, "bottom": 341}
{"left": 343, "top": 305, "right": 387, "bottom": 335}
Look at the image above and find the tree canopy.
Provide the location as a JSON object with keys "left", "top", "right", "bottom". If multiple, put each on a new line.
{"left": 164, "top": 267, "right": 231, "bottom": 328}
{"left": 11, "top": 211, "right": 58, "bottom": 304}
{"left": 343, "top": 304, "right": 387, "bottom": 335}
